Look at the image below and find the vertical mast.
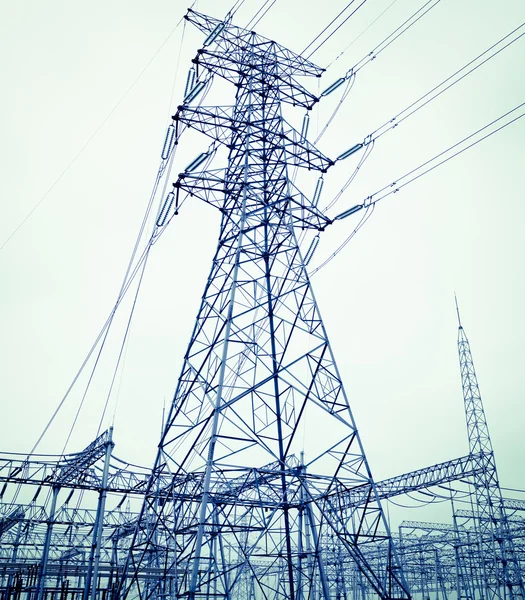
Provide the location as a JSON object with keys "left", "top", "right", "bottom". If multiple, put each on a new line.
{"left": 456, "top": 297, "right": 523, "bottom": 599}
{"left": 119, "top": 10, "right": 410, "bottom": 600}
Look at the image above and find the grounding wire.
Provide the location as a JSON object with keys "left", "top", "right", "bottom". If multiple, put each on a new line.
{"left": 0, "top": 16, "right": 186, "bottom": 253}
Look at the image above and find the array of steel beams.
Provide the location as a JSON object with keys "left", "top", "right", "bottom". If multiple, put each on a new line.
{"left": 1, "top": 7, "right": 523, "bottom": 600}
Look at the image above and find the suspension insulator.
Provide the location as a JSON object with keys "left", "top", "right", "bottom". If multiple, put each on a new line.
{"left": 161, "top": 124, "right": 176, "bottom": 160}
{"left": 203, "top": 22, "right": 226, "bottom": 47}
{"left": 313, "top": 177, "right": 324, "bottom": 207}
{"left": 185, "top": 151, "right": 210, "bottom": 173}
{"left": 321, "top": 77, "right": 345, "bottom": 97}
{"left": 335, "top": 204, "right": 364, "bottom": 220}
{"left": 301, "top": 113, "right": 310, "bottom": 140}
{"left": 184, "top": 67, "right": 196, "bottom": 97}
{"left": 184, "top": 80, "right": 206, "bottom": 104}
{"left": 157, "top": 192, "right": 175, "bottom": 227}
{"left": 337, "top": 143, "right": 364, "bottom": 161}
{"left": 304, "top": 236, "right": 320, "bottom": 265}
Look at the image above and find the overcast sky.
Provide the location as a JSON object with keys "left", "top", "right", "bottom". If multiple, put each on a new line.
{"left": 1, "top": 0, "right": 524, "bottom": 526}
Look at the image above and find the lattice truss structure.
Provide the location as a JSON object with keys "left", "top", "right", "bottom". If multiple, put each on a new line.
{"left": 119, "top": 10, "right": 408, "bottom": 600}
{"left": 0, "top": 8, "right": 524, "bottom": 600}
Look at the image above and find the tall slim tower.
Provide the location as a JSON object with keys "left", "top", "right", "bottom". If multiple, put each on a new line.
{"left": 456, "top": 298, "right": 523, "bottom": 599}
{"left": 119, "top": 11, "right": 409, "bottom": 599}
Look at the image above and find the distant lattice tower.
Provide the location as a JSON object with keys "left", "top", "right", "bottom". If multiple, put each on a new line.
{"left": 455, "top": 298, "right": 524, "bottom": 600}
{"left": 118, "top": 10, "right": 410, "bottom": 600}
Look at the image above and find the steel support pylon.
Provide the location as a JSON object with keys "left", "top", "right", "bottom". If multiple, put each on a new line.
{"left": 455, "top": 298, "right": 524, "bottom": 599}
{"left": 118, "top": 10, "right": 410, "bottom": 600}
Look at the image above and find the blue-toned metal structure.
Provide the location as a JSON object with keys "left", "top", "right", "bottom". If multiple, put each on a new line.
{"left": 454, "top": 300, "right": 524, "bottom": 600}
{"left": 0, "top": 7, "right": 524, "bottom": 600}
{"left": 117, "top": 10, "right": 409, "bottom": 600}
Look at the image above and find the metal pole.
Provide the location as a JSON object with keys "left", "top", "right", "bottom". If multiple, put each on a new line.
{"left": 305, "top": 499, "right": 331, "bottom": 600}
{"left": 83, "top": 428, "right": 114, "bottom": 600}
{"left": 37, "top": 486, "right": 60, "bottom": 600}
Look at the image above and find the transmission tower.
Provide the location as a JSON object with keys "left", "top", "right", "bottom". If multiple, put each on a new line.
{"left": 455, "top": 298, "right": 524, "bottom": 600}
{"left": 118, "top": 9, "right": 409, "bottom": 600}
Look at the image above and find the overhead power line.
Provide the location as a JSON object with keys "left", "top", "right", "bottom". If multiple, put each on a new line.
{"left": 312, "top": 102, "right": 525, "bottom": 274}
{"left": 320, "top": 22, "right": 525, "bottom": 212}
{"left": 363, "top": 101, "right": 525, "bottom": 206}
{"left": 303, "top": 0, "right": 369, "bottom": 60}
{"left": 0, "top": 16, "right": 186, "bottom": 253}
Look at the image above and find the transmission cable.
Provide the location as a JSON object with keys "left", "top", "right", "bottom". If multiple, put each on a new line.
{"left": 302, "top": 0, "right": 368, "bottom": 59}
{"left": 323, "top": 140, "right": 375, "bottom": 212}
{"left": 310, "top": 102, "right": 525, "bottom": 275}
{"left": 227, "top": 0, "right": 249, "bottom": 20}
{"left": 0, "top": 16, "right": 186, "bottom": 253}
{"left": 310, "top": 204, "right": 375, "bottom": 276}
{"left": 314, "top": 74, "right": 356, "bottom": 144}
{"left": 54, "top": 155, "right": 171, "bottom": 456}
{"left": 327, "top": 0, "right": 401, "bottom": 68}
{"left": 31, "top": 226, "right": 157, "bottom": 456}
{"left": 95, "top": 251, "right": 152, "bottom": 438}
{"left": 363, "top": 101, "right": 525, "bottom": 206}
{"left": 244, "top": 0, "right": 278, "bottom": 30}
{"left": 320, "top": 23, "right": 525, "bottom": 213}
{"left": 28, "top": 31, "right": 215, "bottom": 456}
{"left": 350, "top": 0, "right": 442, "bottom": 75}
{"left": 251, "top": 0, "right": 279, "bottom": 29}
{"left": 315, "top": 0, "right": 442, "bottom": 94}
{"left": 103, "top": 138, "right": 183, "bottom": 433}
{"left": 312, "top": 0, "right": 447, "bottom": 162}
{"left": 369, "top": 22, "right": 525, "bottom": 143}
{"left": 61, "top": 246, "right": 153, "bottom": 454}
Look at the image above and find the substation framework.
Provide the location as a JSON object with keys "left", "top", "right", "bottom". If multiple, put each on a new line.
{"left": 1, "top": 9, "right": 523, "bottom": 600}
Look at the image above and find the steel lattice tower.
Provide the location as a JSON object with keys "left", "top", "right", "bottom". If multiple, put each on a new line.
{"left": 118, "top": 10, "right": 409, "bottom": 600}
{"left": 456, "top": 299, "right": 524, "bottom": 600}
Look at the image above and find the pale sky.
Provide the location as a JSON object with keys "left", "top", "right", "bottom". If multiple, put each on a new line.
{"left": 1, "top": 0, "right": 524, "bottom": 527}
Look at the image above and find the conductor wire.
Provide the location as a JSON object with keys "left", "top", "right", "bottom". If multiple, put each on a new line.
{"left": 366, "top": 101, "right": 525, "bottom": 205}
{"left": 0, "top": 16, "right": 186, "bottom": 253}
{"left": 327, "top": 0, "right": 401, "bottom": 68}
{"left": 302, "top": 0, "right": 368, "bottom": 59}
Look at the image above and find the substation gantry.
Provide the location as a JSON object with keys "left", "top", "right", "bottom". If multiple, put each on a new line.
{"left": 1, "top": 8, "right": 523, "bottom": 600}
